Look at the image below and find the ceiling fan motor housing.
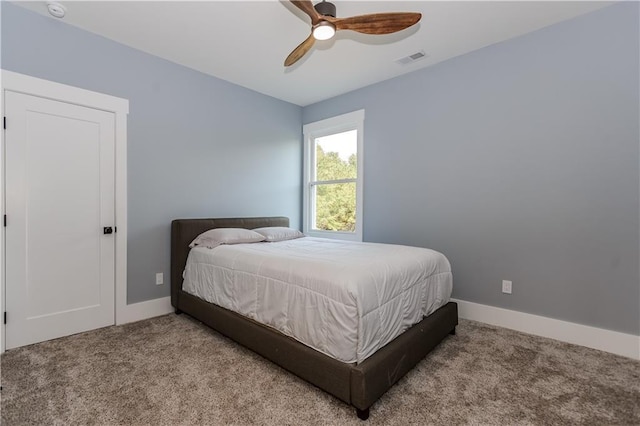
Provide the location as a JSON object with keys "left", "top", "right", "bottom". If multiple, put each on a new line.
{"left": 314, "top": 1, "right": 336, "bottom": 17}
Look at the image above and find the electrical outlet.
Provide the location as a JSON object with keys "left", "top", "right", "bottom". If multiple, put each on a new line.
{"left": 502, "top": 280, "right": 512, "bottom": 294}
{"left": 156, "top": 272, "right": 164, "bottom": 285}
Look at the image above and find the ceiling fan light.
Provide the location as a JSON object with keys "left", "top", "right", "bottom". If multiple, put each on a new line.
{"left": 313, "top": 21, "right": 336, "bottom": 41}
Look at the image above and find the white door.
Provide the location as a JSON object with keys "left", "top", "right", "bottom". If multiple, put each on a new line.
{"left": 5, "top": 90, "right": 115, "bottom": 349}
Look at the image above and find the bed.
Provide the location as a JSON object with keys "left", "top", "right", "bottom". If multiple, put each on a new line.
{"left": 171, "top": 217, "right": 458, "bottom": 420}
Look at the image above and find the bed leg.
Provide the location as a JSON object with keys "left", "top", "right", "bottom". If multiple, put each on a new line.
{"left": 449, "top": 327, "right": 456, "bottom": 336}
{"left": 175, "top": 309, "right": 183, "bottom": 315}
{"left": 356, "top": 407, "right": 370, "bottom": 421}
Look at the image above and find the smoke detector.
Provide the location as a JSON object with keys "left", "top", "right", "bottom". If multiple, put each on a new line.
{"left": 47, "top": 1, "right": 66, "bottom": 18}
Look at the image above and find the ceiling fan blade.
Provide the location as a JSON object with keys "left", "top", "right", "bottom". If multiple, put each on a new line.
{"left": 285, "top": 33, "right": 316, "bottom": 67}
{"left": 329, "top": 12, "right": 422, "bottom": 35}
{"left": 289, "top": 0, "right": 322, "bottom": 25}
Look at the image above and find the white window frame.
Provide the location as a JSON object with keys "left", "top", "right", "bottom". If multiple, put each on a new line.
{"left": 303, "top": 109, "right": 364, "bottom": 241}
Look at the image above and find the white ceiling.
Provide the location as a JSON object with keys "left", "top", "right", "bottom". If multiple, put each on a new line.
{"left": 15, "top": 1, "right": 613, "bottom": 106}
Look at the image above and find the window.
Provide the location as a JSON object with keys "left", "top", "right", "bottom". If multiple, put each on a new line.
{"left": 303, "top": 110, "right": 364, "bottom": 241}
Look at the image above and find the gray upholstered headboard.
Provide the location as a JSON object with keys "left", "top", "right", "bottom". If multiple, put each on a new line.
{"left": 170, "top": 216, "right": 290, "bottom": 309}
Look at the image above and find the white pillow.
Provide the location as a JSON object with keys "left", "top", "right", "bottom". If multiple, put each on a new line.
{"left": 252, "top": 227, "right": 305, "bottom": 242}
{"left": 189, "top": 228, "right": 265, "bottom": 249}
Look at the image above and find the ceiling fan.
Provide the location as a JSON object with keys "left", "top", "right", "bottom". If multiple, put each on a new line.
{"left": 285, "top": 0, "right": 422, "bottom": 67}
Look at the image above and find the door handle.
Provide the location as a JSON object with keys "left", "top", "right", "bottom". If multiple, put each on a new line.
{"left": 103, "top": 227, "right": 113, "bottom": 235}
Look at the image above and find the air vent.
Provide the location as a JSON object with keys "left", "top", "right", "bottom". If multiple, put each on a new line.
{"left": 395, "top": 50, "right": 427, "bottom": 65}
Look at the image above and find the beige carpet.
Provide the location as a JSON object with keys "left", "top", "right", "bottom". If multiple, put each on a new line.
{"left": 1, "top": 314, "right": 639, "bottom": 425}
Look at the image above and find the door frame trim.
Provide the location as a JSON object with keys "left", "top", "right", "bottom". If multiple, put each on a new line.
{"left": 1, "top": 70, "right": 129, "bottom": 353}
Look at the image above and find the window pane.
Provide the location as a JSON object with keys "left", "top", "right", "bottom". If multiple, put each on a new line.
{"left": 313, "top": 182, "right": 356, "bottom": 232}
{"left": 315, "top": 130, "right": 357, "bottom": 181}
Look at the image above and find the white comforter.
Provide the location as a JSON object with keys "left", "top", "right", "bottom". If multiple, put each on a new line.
{"left": 182, "top": 237, "right": 452, "bottom": 364}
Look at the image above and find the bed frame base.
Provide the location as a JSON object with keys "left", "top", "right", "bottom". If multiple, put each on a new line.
{"left": 175, "top": 291, "right": 457, "bottom": 418}
{"left": 171, "top": 217, "right": 458, "bottom": 420}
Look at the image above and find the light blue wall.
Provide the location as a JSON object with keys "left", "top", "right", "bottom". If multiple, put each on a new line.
{"left": 303, "top": 3, "right": 640, "bottom": 335}
{"left": 1, "top": 2, "right": 303, "bottom": 304}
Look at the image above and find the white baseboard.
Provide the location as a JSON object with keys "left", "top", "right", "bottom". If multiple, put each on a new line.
{"left": 452, "top": 298, "right": 640, "bottom": 360}
{"left": 116, "top": 296, "right": 173, "bottom": 325}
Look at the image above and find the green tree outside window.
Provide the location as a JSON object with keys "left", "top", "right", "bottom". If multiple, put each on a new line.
{"left": 314, "top": 145, "right": 357, "bottom": 232}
